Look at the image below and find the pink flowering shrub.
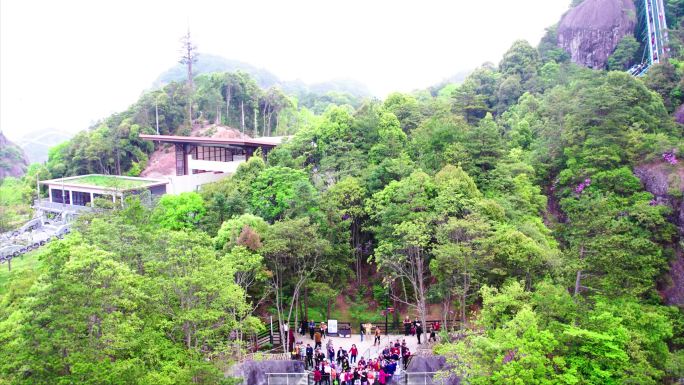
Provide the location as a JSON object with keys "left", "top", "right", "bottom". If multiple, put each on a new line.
{"left": 663, "top": 152, "right": 678, "bottom": 165}
{"left": 574, "top": 178, "right": 591, "bottom": 194}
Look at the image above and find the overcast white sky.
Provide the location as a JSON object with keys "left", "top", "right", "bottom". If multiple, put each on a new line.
{"left": 0, "top": 0, "right": 570, "bottom": 141}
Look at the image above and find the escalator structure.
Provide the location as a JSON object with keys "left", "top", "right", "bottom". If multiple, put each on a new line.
{"left": 628, "top": 0, "right": 669, "bottom": 76}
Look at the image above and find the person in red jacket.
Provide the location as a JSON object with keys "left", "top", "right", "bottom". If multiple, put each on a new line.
{"left": 313, "top": 368, "right": 322, "bottom": 385}
{"left": 377, "top": 368, "right": 387, "bottom": 385}
{"left": 350, "top": 344, "right": 358, "bottom": 364}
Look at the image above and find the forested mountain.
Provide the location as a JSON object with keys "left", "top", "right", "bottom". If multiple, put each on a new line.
{"left": 42, "top": 68, "right": 366, "bottom": 179}
{"left": 16, "top": 129, "right": 73, "bottom": 164}
{"left": 155, "top": 53, "right": 372, "bottom": 98}
{"left": 0, "top": 131, "right": 28, "bottom": 180}
{"left": 2, "top": 1, "right": 684, "bottom": 384}
{"left": 153, "top": 54, "right": 282, "bottom": 89}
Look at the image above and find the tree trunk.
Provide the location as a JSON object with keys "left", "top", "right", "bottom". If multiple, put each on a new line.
{"left": 294, "top": 296, "right": 299, "bottom": 341}
{"left": 416, "top": 250, "right": 428, "bottom": 327}
{"left": 461, "top": 274, "right": 468, "bottom": 330}
{"left": 326, "top": 300, "right": 331, "bottom": 321}
{"left": 401, "top": 277, "right": 409, "bottom": 305}
{"left": 241, "top": 101, "right": 245, "bottom": 133}
{"left": 574, "top": 244, "right": 585, "bottom": 297}
{"left": 253, "top": 101, "right": 258, "bottom": 137}
{"left": 263, "top": 104, "right": 267, "bottom": 136}
{"left": 115, "top": 146, "right": 121, "bottom": 176}
{"left": 443, "top": 291, "right": 450, "bottom": 331}
{"left": 299, "top": 296, "right": 305, "bottom": 322}
{"left": 187, "top": 53, "right": 193, "bottom": 128}
{"left": 226, "top": 86, "right": 232, "bottom": 126}
{"left": 353, "top": 221, "right": 361, "bottom": 285}
{"left": 184, "top": 320, "right": 191, "bottom": 349}
{"left": 155, "top": 102, "right": 160, "bottom": 134}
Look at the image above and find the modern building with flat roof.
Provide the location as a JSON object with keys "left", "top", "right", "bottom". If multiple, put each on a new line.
{"left": 140, "top": 134, "right": 287, "bottom": 193}
{"left": 36, "top": 174, "right": 168, "bottom": 212}
{"left": 139, "top": 134, "right": 286, "bottom": 176}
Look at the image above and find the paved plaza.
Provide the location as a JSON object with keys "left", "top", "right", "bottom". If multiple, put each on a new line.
{"left": 293, "top": 330, "right": 424, "bottom": 361}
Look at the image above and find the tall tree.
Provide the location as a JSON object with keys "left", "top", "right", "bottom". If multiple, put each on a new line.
{"left": 432, "top": 214, "right": 492, "bottom": 329}
{"left": 261, "top": 217, "right": 330, "bottom": 352}
{"left": 179, "top": 30, "right": 198, "bottom": 127}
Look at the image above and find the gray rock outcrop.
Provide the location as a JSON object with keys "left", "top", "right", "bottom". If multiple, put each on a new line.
{"left": 634, "top": 162, "right": 684, "bottom": 305}
{"left": 557, "top": 0, "right": 637, "bottom": 68}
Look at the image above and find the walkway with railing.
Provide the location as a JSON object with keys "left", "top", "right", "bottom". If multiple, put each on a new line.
{"left": 265, "top": 371, "right": 444, "bottom": 385}
{"left": 265, "top": 373, "right": 308, "bottom": 385}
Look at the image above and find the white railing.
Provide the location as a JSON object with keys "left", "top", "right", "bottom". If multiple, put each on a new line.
{"left": 34, "top": 199, "right": 92, "bottom": 213}
{"left": 265, "top": 372, "right": 308, "bottom": 385}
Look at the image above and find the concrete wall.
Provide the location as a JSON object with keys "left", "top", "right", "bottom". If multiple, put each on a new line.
{"left": 188, "top": 156, "right": 245, "bottom": 173}
{"left": 165, "top": 173, "right": 231, "bottom": 194}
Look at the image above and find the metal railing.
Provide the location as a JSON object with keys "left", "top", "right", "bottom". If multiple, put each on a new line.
{"left": 266, "top": 370, "right": 443, "bottom": 385}
{"left": 34, "top": 199, "right": 93, "bottom": 213}
{"left": 265, "top": 372, "right": 308, "bottom": 385}
{"left": 405, "top": 372, "right": 442, "bottom": 385}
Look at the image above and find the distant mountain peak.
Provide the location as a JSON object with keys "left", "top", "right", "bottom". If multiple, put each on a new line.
{"left": 153, "top": 53, "right": 372, "bottom": 97}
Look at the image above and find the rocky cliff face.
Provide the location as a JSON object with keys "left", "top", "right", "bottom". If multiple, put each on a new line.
{"left": 557, "top": 0, "right": 637, "bottom": 69}
{"left": 634, "top": 162, "right": 684, "bottom": 305}
{"left": 0, "top": 131, "right": 30, "bottom": 180}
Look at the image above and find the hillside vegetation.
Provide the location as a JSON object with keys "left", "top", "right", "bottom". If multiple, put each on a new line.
{"left": 1, "top": 3, "right": 684, "bottom": 384}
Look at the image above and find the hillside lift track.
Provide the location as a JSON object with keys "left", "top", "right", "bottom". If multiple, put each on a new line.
{"left": 629, "top": 0, "right": 670, "bottom": 76}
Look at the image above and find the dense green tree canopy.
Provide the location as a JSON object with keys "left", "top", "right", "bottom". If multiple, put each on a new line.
{"left": 3, "top": 31, "right": 684, "bottom": 385}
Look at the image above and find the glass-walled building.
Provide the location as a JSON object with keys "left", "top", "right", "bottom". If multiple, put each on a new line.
{"left": 37, "top": 175, "right": 168, "bottom": 211}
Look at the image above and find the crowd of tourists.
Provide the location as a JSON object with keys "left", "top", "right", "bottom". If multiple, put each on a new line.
{"left": 292, "top": 338, "right": 412, "bottom": 385}
{"left": 401, "top": 316, "right": 440, "bottom": 344}
{"left": 283, "top": 316, "right": 443, "bottom": 384}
